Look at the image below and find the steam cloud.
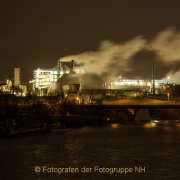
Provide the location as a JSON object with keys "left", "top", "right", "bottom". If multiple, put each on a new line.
{"left": 148, "top": 27, "right": 180, "bottom": 62}
{"left": 58, "top": 27, "right": 180, "bottom": 83}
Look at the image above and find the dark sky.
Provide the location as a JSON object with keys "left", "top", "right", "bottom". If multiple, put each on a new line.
{"left": 1, "top": 0, "right": 180, "bottom": 82}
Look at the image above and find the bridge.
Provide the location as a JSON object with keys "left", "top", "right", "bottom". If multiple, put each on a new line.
{"left": 63, "top": 97, "right": 180, "bottom": 121}
{"left": 66, "top": 103, "right": 180, "bottom": 109}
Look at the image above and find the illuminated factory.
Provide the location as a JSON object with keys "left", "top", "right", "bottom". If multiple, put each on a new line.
{"left": 33, "top": 60, "right": 85, "bottom": 91}
{"left": 111, "top": 77, "right": 163, "bottom": 94}
{"left": 33, "top": 60, "right": 75, "bottom": 89}
{"left": 1, "top": 61, "right": 178, "bottom": 99}
{"left": 30, "top": 60, "right": 179, "bottom": 100}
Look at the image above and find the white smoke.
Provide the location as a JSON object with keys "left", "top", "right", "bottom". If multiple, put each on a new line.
{"left": 161, "top": 70, "right": 180, "bottom": 84}
{"left": 148, "top": 27, "right": 180, "bottom": 62}
{"left": 58, "top": 27, "right": 180, "bottom": 83}
{"left": 58, "top": 37, "right": 147, "bottom": 78}
{"left": 147, "top": 27, "right": 180, "bottom": 83}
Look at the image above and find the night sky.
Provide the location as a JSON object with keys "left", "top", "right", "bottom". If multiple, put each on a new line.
{"left": 1, "top": 0, "right": 180, "bottom": 83}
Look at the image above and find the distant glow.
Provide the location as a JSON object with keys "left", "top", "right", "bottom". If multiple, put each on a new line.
{"left": 168, "top": 76, "right": 170, "bottom": 79}
{"left": 111, "top": 124, "right": 118, "bottom": 128}
{"left": 60, "top": 71, "right": 63, "bottom": 74}
{"left": 153, "top": 120, "right": 159, "bottom": 123}
{"left": 143, "top": 123, "right": 156, "bottom": 128}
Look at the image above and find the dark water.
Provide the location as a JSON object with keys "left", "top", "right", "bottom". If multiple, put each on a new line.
{"left": 1, "top": 121, "right": 180, "bottom": 180}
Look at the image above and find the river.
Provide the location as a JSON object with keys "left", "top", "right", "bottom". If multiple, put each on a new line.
{"left": 0, "top": 121, "right": 180, "bottom": 180}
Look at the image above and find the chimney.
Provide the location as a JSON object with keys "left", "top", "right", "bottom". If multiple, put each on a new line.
{"left": 58, "top": 61, "right": 62, "bottom": 69}
{"left": 71, "top": 60, "right": 74, "bottom": 70}
{"left": 152, "top": 64, "right": 155, "bottom": 94}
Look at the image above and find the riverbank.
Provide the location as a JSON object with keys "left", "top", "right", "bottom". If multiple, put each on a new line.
{"left": 0, "top": 127, "right": 72, "bottom": 138}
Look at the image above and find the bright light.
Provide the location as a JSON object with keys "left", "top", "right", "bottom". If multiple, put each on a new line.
{"left": 111, "top": 124, "right": 118, "bottom": 128}
{"left": 168, "top": 76, "right": 170, "bottom": 79}
{"left": 81, "top": 69, "right": 85, "bottom": 73}
{"left": 143, "top": 123, "right": 156, "bottom": 128}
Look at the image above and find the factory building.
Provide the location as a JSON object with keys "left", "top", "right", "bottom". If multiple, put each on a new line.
{"left": 13, "top": 67, "right": 21, "bottom": 89}
{"left": 57, "top": 73, "right": 105, "bottom": 92}
{"left": 0, "top": 79, "right": 12, "bottom": 93}
{"left": 112, "top": 78, "right": 163, "bottom": 94}
{"left": 12, "top": 67, "right": 27, "bottom": 95}
{"left": 0, "top": 67, "right": 27, "bottom": 96}
{"left": 56, "top": 73, "right": 105, "bottom": 103}
{"left": 33, "top": 60, "right": 81, "bottom": 91}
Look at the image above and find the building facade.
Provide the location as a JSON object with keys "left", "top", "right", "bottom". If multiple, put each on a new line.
{"left": 33, "top": 60, "right": 76, "bottom": 90}
{"left": 13, "top": 67, "right": 21, "bottom": 88}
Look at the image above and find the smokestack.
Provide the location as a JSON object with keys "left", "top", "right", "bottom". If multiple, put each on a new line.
{"left": 13, "top": 67, "right": 21, "bottom": 93}
{"left": 71, "top": 60, "right": 74, "bottom": 70}
{"left": 58, "top": 61, "right": 61, "bottom": 69}
{"left": 152, "top": 64, "right": 155, "bottom": 94}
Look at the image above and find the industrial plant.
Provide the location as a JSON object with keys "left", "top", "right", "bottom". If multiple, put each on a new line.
{"left": 0, "top": 59, "right": 180, "bottom": 103}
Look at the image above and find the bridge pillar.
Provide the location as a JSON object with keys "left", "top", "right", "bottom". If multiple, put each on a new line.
{"left": 134, "top": 109, "right": 151, "bottom": 122}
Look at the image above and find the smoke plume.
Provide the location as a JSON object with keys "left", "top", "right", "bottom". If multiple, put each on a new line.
{"left": 58, "top": 27, "right": 180, "bottom": 83}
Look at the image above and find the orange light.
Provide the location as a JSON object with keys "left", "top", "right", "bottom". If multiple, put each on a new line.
{"left": 111, "top": 124, "right": 118, "bottom": 128}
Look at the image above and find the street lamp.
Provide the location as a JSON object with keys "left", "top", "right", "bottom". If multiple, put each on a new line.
{"left": 167, "top": 93, "right": 170, "bottom": 101}
{"left": 76, "top": 97, "right": 79, "bottom": 104}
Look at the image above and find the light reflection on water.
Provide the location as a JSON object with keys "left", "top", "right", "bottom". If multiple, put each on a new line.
{"left": 143, "top": 122, "right": 157, "bottom": 128}
{"left": 0, "top": 122, "right": 180, "bottom": 179}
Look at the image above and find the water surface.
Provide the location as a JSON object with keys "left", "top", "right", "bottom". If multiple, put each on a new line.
{"left": 0, "top": 121, "right": 180, "bottom": 179}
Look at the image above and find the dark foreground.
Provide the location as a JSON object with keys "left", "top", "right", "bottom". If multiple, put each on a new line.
{"left": 0, "top": 122, "right": 180, "bottom": 180}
